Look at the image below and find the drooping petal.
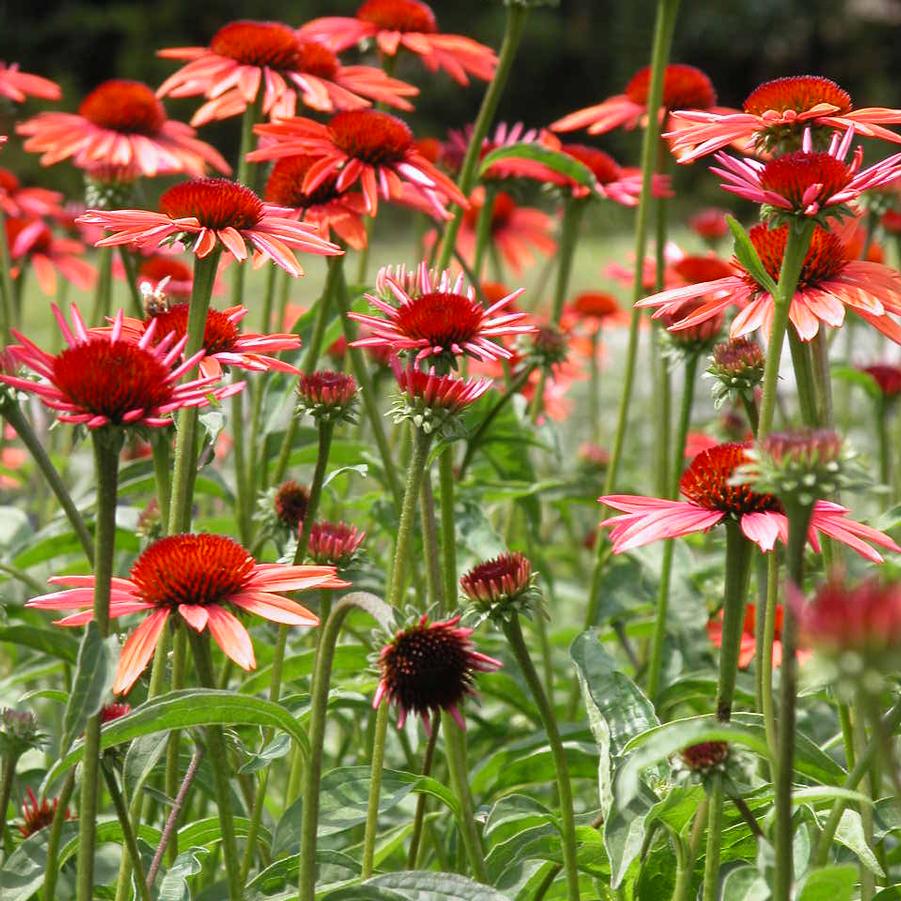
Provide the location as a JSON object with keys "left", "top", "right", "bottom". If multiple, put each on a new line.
{"left": 113, "top": 609, "right": 170, "bottom": 695}
{"left": 205, "top": 604, "right": 256, "bottom": 671}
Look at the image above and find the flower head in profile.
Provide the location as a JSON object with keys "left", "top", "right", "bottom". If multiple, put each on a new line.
{"left": 112, "top": 303, "right": 300, "bottom": 379}
{"left": 391, "top": 365, "right": 491, "bottom": 437}
{"left": 0, "top": 305, "right": 242, "bottom": 430}
{"left": 689, "top": 207, "right": 730, "bottom": 244}
{"left": 265, "top": 154, "right": 369, "bottom": 249}
{"left": 860, "top": 363, "right": 901, "bottom": 401}
{"left": 17, "top": 79, "right": 229, "bottom": 177}
{"left": 565, "top": 291, "right": 626, "bottom": 333}
{"left": 79, "top": 177, "right": 342, "bottom": 276}
{"left": 27, "top": 533, "right": 347, "bottom": 694}
{"left": 712, "top": 129, "right": 901, "bottom": 225}
{"left": 637, "top": 223, "right": 901, "bottom": 343}
{"left": 307, "top": 521, "right": 366, "bottom": 568}
{"left": 0, "top": 709, "right": 45, "bottom": 758}
{"left": 18, "top": 789, "right": 72, "bottom": 838}
{"left": 249, "top": 109, "right": 466, "bottom": 218}
{"left": 668, "top": 75, "right": 901, "bottom": 163}
{"left": 157, "top": 20, "right": 418, "bottom": 126}
{"left": 707, "top": 337, "right": 765, "bottom": 408}
{"left": 273, "top": 480, "right": 310, "bottom": 533}
{"left": 350, "top": 262, "right": 531, "bottom": 365}
{"left": 296, "top": 370, "right": 359, "bottom": 423}
{"left": 552, "top": 64, "right": 716, "bottom": 136}
{"left": 0, "top": 168, "right": 64, "bottom": 219}
{"left": 0, "top": 62, "right": 60, "bottom": 104}
{"left": 680, "top": 741, "right": 729, "bottom": 774}
{"left": 457, "top": 189, "right": 556, "bottom": 274}
{"left": 460, "top": 552, "right": 544, "bottom": 621}
{"left": 373, "top": 614, "right": 501, "bottom": 731}
{"left": 99, "top": 702, "right": 132, "bottom": 724}
{"left": 600, "top": 441, "right": 900, "bottom": 559}
{"left": 5, "top": 217, "right": 96, "bottom": 296}
{"left": 299, "top": 0, "right": 498, "bottom": 86}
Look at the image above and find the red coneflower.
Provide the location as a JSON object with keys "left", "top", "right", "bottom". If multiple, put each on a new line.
{"left": 79, "top": 177, "right": 342, "bottom": 276}
{"left": 373, "top": 614, "right": 501, "bottom": 730}
{"left": 5, "top": 217, "right": 96, "bottom": 295}
{"left": 274, "top": 480, "right": 310, "bottom": 531}
{"left": 297, "top": 370, "right": 359, "bottom": 421}
{"left": 552, "top": 64, "right": 716, "bottom": 137}
{"left": 99, "top": 702, "right": 132, "bottom": 724}
{"left": 18, "top": 788, "right": 71, "bottom": 838}
{"left": 707, "top": 602, "right": 809, "bottom": 669}
{"left": 265, "top": 154, "right": 369, "bottom": 250}
{"left": 395, "top": 365, "right": 491, "bottom": 414}
{"left": 445, "top": 121, "right": 552, "bottom": 181}
{"left": 0, "top": 62, "right": 60, "bottom": 104}
{"left": 136, "top": 254, "right": 196, "bottom": 303}
{"left": 668, "top": 75, "right": 901, "bottom": 163}
{"left": 637, "top": 223, "right": 901, "bottom": 343}
{"left": 0, "top": 168, "right": 64, "bottom": 220}
{"left": 457, "top": 189, "right": 557, "bottom": 274}
{"left": 712, "top": 129, "right": 901, "bottom": 220}
{"left": 27, "top": 533, "right": 347, "bottom": 694}
{"left": 600, "top": 442, "right": 900, "bottom": 559}
{"left": 299, "top": 0, "right": 498, "bottom": 86}
{"left": 306, "top": 520, "right": 366, "bottom": 567}
{"left": 0, "top": 305, "right": 241, "bottom": 429}
{"left": 249, "top": 109, "right": 466, "bottom": 218}
{"left": 350, "top": 262, "right": 531, "bottom": 363}
{"left": 460, "top": 552, "right": 535, "bottom": 612}
{"left": 17, "top": 79, "right": 229, "bottom": 177}
{"left": 111, "top": 304, "right": 300, "bottom": 379}
{"left": 566, "top": 291, "right": 625, "bottom": 328}
{"left": 680, "top": 741, "right": 729, "bottom": 772}
{"left": 157, "top": 20, "right": 418, "bottom": 127}
{"left": 860, "top": 363, "right": 901, "bottom": 398}
{"left": 689, "top": 207, "right": 730, "bottom": 243}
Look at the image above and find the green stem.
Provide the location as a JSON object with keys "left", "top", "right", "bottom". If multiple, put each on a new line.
{"left": 361, "top": 702, "right": 390, "bottom": 878}
{"left": 646, "top": 352, "right": 699, "bottom": 699}
{"left": 420, "top": 478, "right": 444, "bottom": 609}
{"left": 332, "top": 258, "right": 403, "bottom": 509}
{"left": 810, "top": 329, "right": 834, "bottom": 427}
{"left": 472, "top": 183, "right": 497, "bottom": 281}
{"left": 231, "top": 375, "right": 251, "bottom": 545}
{"left": 702, "top": 775, "right": 724, "bottom": 901}
{"left": 588, "top": 328, "right": 601, "bottom": 444}
{"left": 757, "top": 220, "right": 816, "bottom": 439}
{"left": 167, "top": 251, "right": 221, "bottom": 535}
{"left": 150, "top": 431, "right": 172, "bottom": 536}
{"left": 876, "top": 400, "right": 891, "bottom": 490}
{"left": 188, "top": 631, "right": 242, "bottom": 900}
{"left": 585, "top": 0, "right": 681, "bottom": 635}
{"left": 760, "top": 552, "right": 780, "bottom": 763}
{"left": 294, "top": 421, "right": 335, "bottom": 565}
{"left": 0, "top": 752, "right": 19, "bottom": 856}
{"left": 773, "top": 498, "right": 815, "bottom": 901}
{"left": 101, "top": 763, "right": 152, "bottom": 901}
{"left": 438, "top": 450, "right": 458, "bottom": 611}
{"left": 1, "top": 400, "right": 93, "bottom": 562}
{"left": 407, "top": 719, "right": 440, "bottom": 868}
{"left": 0, "top": 207, "right": 16, "bottom": 341}
{"left": 89, "top": 246, "right": 113, "bottom": 328}
{"left": 434, "top": 3, "right": 529, "bottom": 271}
{"left": 42, "top": 771, "right": 76, "bottom": 901}
{"left": 502, "top": 615, "right": 580, "bottom": 900}
{"left": 550, "top": 199, "right": 585, "bottom": 324}
{"left": 852, "top": 704, "right": 876, "bottom": 901}
{"left": 787, "top": 328, "right": 819, "bottom": 427}
{"left": 674, "top": 798, "right": 708, "bottom": 901}
{"left": 164, "top": 628, "right": 188, "bottom": 865}
{"left": 117, "top": 247, "right": 145, "bottom": 318}
{"left": 76, "top": 427, "right": 122, "bottom": 901}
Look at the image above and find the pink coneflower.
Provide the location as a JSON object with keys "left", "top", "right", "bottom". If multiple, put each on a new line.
{"left": 5, "top": 217, "right": 96, "bottom": 295}
{"left": 79, "top": 177, "right": 341, "bottom": 276}
{"left": 456, "top": 189, "right": 556, "bottom": 275}
{"left": 552, "top": 64, "right": 716, "bottom": 137}
{"left": 28, "top": 533, "right": 346, "bottom": 694}
{"left": 299, "top": 0, "right": 497, "bottom": 86}
{"left": 112, "top": 304, "right": 301, "bottom": 378}
{"left": 297, "top": 370, "right": 359, "bottom": 422}
{"left": 0, "top": 305, "right": 241, "bottom": 429}
{"left": 712, "top": 129, "right": 901, "bottom": 219}
{"left": 395, "top": 364, "right": 492, "bottom": 413}
{"left": 689, "top": 207, "right": 730, "bottom": 243}
{"left": 350, "top": 263, "right": 530, "bottom": 363}
{"left": 0, "top": 168, "right": 64, "bottom": 219}
{"left": 0, "top": 62, "right": 60, "bottom": 104}
{"left": 860, "top": 363, "right": 901, "bottom": 398}
{"left": 157, "top": 20, "right": 417, "bottom": 127}
{"left": 599, "top": 442, "right": 900, "bottom": 559}
{"left": 373, "top": 613, "right": 501, "bottom": 731}
{"left": 444, "top": 122, "right": 552, "bottom": 181}
{"left": 566, "top": 291, "right": 626, "bottom": 329}
{"left": 708, "top": 602, "right": 809, "bottom": 669}
{"left": 18, "top": 788, "right": 71, "bottom": 838}
{"left": 668, "top": 75, "right": 901, "bottom": 163}
{"left": 637, "top": 223, "right": 901, "bottom": 343}
{"left": 264, "top": 154, "right": 368, "bottom": 250}
{"left": 306, "top": 520, "right": 366, "bottom": 567}
{"left": 17, "top": 80, "right": 229, "bottom": 177}
{"left": 249, "top": 109, "right": 466, "bottom": 218}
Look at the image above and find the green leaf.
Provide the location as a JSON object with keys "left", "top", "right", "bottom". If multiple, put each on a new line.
{"left": 656, "top": 673, "right": 756, "bottom": 715}
{"left": 239, "top": 644, "right": 369, "bottom": 695}
{"left": 478, "top": 143, "right": 595, "bottom": 189}
{"left": 177, "top": 816, "right": 270, "bottom": 851}
{"left": 797, "top": 864, "right": 858, "bottom": 901}
{"left": 727, "top": 215, "right": 777, "bottom": 294}
{"left": 158, "top": 848, "right": 208, "bottom": 901}
{"left": 720, "top": 865, "right": 770, "bottom": 901}
{"left": 0, "top": 822, "right": 79, "bottom": 901}
{"left": 238, "top": 733, "right": 291, "bottom": 774}
{"left": 123, "top": 733, "right": 168, "bottom": 801}
{"left": 0, "top": 625, "right": 79, "bottom": 663}
{"left": 323, "top": 463, "right": 368, "bottom": 488}
{"left": 324, "top": 871, "right": 511, "bottom": 900}
{"left": 570, "top": 629, "right": 659, "bottom": 815}
{"left": 13, "top": 527, "right": 139, "bottom": 569}
{"left": 835, "top": 808, "right": 884, "bottom": 877}
{"left": 830, "top": 365, "right": 882, "bottom": 400}
{"left": 45, "top": 689, "right": 311, "bottom": 787}
{"left": 60, "top": 621, "right": 116, "bottom": 752}
{"left": 58, "top": 818, "right": 161, "bottom": 868}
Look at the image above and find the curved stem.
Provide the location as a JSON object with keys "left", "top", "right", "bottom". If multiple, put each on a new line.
{"left": 434, "top": 4, "right": 529, "bottom": 271}
{"left": 757, "top": 221, "right": 816, "bottom": 439}
{"left": 167, "top": 251, "right": 221, "bottom": 535}
{"left": 76, "top": 427, "right": 122, "bottom": 901}
{"left": 502, "top": 615, "right": 579, "bottom": 900}
{"left": 1, "top": 400, "right": 93, "bottom": 563}
{"left": 361, "top": 702, "right": 390, "bottom": 878}
{"left": 584, "top": 0, "right": 681, "bottom": 636}
{"left": 647, "top": 352, "right": 699, "bottom": 699}
{"left": 188, "top": 631, "right": 242, "bottom": 900}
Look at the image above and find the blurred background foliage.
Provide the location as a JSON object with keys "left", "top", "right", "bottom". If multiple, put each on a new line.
{"left": 2, "top": 0, "right": 900, "bottom": 213}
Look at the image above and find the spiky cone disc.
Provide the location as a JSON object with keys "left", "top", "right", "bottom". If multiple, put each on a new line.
{"left": 459, "top": 551, "right": 546, "bottom": 623}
